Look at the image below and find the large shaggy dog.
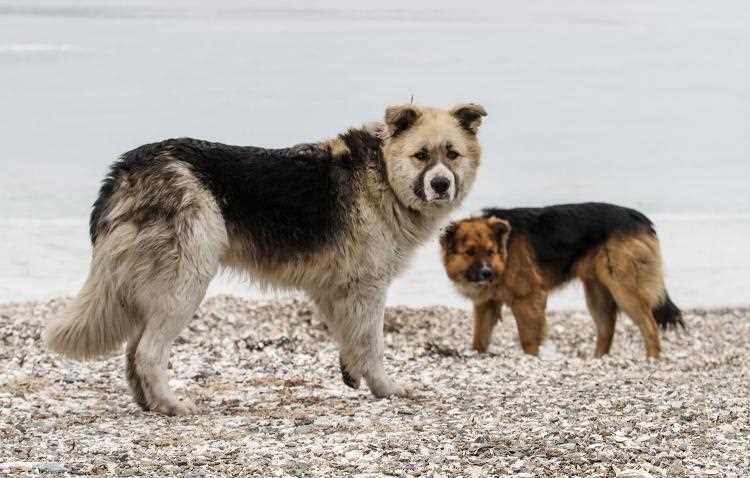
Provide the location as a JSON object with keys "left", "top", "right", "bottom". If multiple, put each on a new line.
{"left": 45, "top": 103, "right": 487, "bottom": 415}
{"left": 440, "top": 203, "right": 683, "bottom": 358}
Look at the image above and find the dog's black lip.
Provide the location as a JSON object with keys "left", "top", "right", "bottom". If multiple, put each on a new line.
{"left": 417, "top": 197, "right": 450, "bottom": 209}
{"left": 426, "top": 192, "right": 451, "bottom": 204}
{"left": 467, "top": 277, "right": 495, "bottom": 285}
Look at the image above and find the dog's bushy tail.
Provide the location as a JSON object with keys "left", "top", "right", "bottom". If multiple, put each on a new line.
{"left": 653, "top": 292, "right": 684, "bottom": 330}
{"left": 44, "top": 238, "right": 138, "bottom": 360}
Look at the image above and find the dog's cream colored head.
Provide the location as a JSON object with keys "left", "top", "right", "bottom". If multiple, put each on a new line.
{"left": 381, "top": 103, "right": 486, "bottom": 215}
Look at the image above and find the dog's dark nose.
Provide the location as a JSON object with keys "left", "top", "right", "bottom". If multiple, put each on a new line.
{"left": 467, "top": 264, "right": 494, "bottom": 282}
{"left": 430, "top": 176, "right": 450, "bottom": 195}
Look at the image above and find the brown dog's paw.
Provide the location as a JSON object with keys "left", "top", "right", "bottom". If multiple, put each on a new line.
{"left": 472, "top": 341, "right": 490, "bottom": 353}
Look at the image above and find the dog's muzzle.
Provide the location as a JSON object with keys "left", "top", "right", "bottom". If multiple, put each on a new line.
{"left": 466, "top": 262, "right": 494, "bottom": 283}
{"left": 423, "top": 162, "right": 456, "bottom": 203}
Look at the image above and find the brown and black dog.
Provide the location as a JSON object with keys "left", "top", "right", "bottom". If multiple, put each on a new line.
{"left": 440, "top": 203, "right": 683, "bottom": 358}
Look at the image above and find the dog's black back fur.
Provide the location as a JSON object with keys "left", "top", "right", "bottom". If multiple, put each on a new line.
{"left": 483, "top": 203, "right": 655, "bottom": 276}
{"left": 91, "top": 129, "right": 383, "bottom": 259}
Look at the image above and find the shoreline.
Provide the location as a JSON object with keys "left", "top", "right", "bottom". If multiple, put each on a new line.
{"left": 4, "top": 214, "right": 750, "bottom": 310}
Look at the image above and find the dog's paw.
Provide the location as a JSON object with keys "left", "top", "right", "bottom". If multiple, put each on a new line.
{"left": 150, "top": 398, "right": 200, "bottom": 416}
{"left": 341, "top": 365, "right": 361, "bottom": 389}
{"left": 339, "top": 355, "right": 361, "bottom": 389}
{"left": 368, "top": 378, "right": 412, "bottom": 399}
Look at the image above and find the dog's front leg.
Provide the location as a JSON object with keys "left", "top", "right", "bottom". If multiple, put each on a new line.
{"left": 332, "top": 291, "right": 407, "bottom": 398}
{"left": 472, "top": 300, "right": 501, "bottom": 353}
{"left": 314, "top": 298, "right": 362, "bottom": 389}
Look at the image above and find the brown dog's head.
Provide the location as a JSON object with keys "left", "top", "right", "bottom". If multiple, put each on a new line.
{"left": 440, "top": 217, "right": 511, "bottom": 289}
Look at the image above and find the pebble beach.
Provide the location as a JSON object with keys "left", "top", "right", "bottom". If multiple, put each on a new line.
{"left": 1, "top": 296, "right": 748, "bottom": 476}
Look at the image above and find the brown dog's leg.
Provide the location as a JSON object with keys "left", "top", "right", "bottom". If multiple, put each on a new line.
{"left": 583, "top": 280, "right": 618, "bottom": 357}
{"left": 472, "top": 300, "right": 501, "bottom": 352}
{"left": 510, "top": 296, "right": 547, "bottom": 356}
{"left": 607, "top": 284, "right": 661, "bottom": 358}
{"left": 596, "top": 236, "right": 663, "bottom": 359}
{"left": 621, "top": 300, "right": 661, "bottom": 359}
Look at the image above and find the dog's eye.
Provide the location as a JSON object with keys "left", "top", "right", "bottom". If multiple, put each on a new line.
{"left": 446, "top": 150, "right": 460, "bottom": 160}
{"left": 413, "top": 149, "right": 430, "bottom": 161}
{"left": 465, "top": 248, "right": 476, "bottom": 256}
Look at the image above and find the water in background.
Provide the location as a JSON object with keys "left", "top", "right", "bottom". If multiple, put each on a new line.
{"left": 1, "top": 0, "right": 748, "bottom": 309}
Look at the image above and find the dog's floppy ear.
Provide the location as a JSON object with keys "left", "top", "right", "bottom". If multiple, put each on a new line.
{"left": 487, "top": 217, "right": 511, "bottom": 256}
{"left": 385, "top": 104, "right": 421, "bottom": 137}
{"left": 450, "top": 103, "right": 487, "bottom": 135}
{"left": 440, "top": 222, "right": 459, "bottom": 253}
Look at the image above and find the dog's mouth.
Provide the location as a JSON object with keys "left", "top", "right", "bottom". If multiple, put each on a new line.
{"left": 423, "top": 184, "right": 457, "bottom": 205}
{"left": 428, "top": 193, "right": 451, "bottom": 204}
{"left": 454, "top": 272, "right": 495, "bottom": 286}
{"left": 467, "top": 277, "right": 494, "bottom": 286}
{"left": 413, "top": 188, "right": 453, "bottom": 207}
{"left": 455, "top": 275, "right": 495, "bottom": 297}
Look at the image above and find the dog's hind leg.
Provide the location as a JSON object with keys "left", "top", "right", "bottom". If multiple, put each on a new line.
{"left": 132, "top": 222, "right": 223, "bottom": 415}
{"left": 596, "top": 237, "right": 662, "bottom": 359}
{"left": 472, "top": 300, "right": 501, "bottom": 353}
{"left": 129, "top": 183, "right": 226, "bottom": 414}
{"left": 607, "top": 285, "right": 661, "bottom": 359}
{"left": 583, "top": 280, "right": 618, "bottom": 357}
{"left": 133, "top": 291, "right": 210, "bottom": 416}
{"left": 126, "top": 325, "right": 148, "bottom": 410}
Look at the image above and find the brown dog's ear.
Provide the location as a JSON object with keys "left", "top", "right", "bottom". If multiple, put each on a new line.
{"left": 440, "top": 222, "right": 458, "bottom": 253}
{"left": 385, "top": 104, "right": 421, "bottom": 138}
{"left": 450, "top": 103, "right": 487, "bottom": 135}
{"left": 487, "top": 217, "right": 511, "bottom": 256}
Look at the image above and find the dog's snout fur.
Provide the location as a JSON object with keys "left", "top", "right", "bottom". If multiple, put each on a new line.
{"left": 423, "top": 162, "right": 456, "bottom": 202}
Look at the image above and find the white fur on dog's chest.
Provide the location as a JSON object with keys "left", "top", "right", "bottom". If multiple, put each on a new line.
{"left": 343, "top": 227, "right": 415, "bottom": 287}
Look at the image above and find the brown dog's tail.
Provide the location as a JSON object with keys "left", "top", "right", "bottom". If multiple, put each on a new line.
{"left": 653, "top": 292, "right": 684, "bottom": 330}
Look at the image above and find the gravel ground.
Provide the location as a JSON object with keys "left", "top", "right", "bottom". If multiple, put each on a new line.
{"left": 1, "top": 296, "right": 748, "bottom": 477}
